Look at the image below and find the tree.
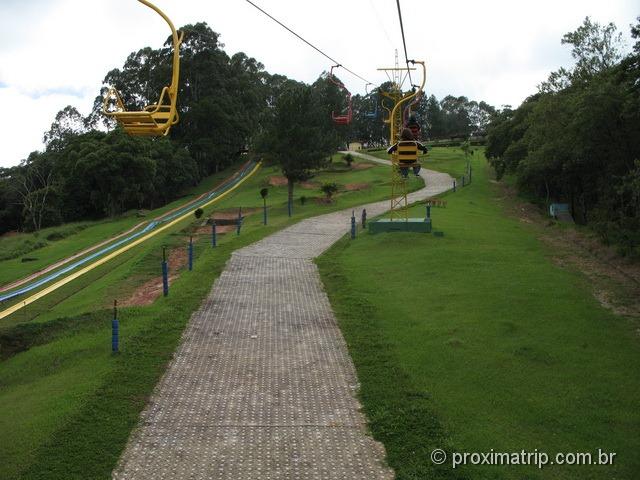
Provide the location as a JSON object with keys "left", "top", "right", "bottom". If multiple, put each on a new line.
{"left": 13, "top": 152, "right": 57, "bottom": 231}
{"left": 256, "top": 83, "right": 336, "bottom": 209}
{"left": 320, "top": 182, "right": 339, "bottom": 200}
{"left": 540, "top": 17, "right": 624, "bottom": 92}
{"left": 43, "top": 106, "right": 88, "bottom": 151}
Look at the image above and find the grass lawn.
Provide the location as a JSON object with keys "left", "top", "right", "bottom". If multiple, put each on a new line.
{"left": 0, "top": 153, "right": 420, "bottom": 479}
{"left": 317, "top": 150, "right": 640, "bottom": 479}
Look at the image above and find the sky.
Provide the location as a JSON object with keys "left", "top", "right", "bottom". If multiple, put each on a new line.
{"left": 0, "top": 0, "right": 637, "bottom": 168}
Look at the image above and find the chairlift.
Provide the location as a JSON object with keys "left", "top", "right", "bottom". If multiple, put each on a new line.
{"left": 328, "top": 65, "right": 353, "bottom": 125}
{"left": 102, "top": 0, "right": 183, "bottom": 136}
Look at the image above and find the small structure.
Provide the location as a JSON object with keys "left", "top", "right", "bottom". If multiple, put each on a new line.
{"left": 348, "top": 142, "right": 363, "bottom": 151}
{"left": 549, "top": 203, "right": 574, "bottom": 223}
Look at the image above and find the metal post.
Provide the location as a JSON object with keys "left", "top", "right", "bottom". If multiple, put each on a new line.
{"left": 462, "top": 175, "right": 466, "bottom": 187}
{"left": 237, "top": 207, "right": 242, "bottom": 236}
{"left": 263, "top": 199, "right": 267, "bottom": 225}
{"left": 162, "top": 246, "right": 169, "bottom": 297}
{"left": 211, "top": 221, "right": 217, "bottom": 247}
{"left": 361, "top": 209, "right": 367, "bottom": 228}
{"left": 351, "top": 210, "right": 356, "bottom": 239}
{"left": 453, "top": 179, "right": 457, "bottom": 192}
{"left": 469, "top": 165, "right": 472, "bottom": 183}
{"left": 112, "top": 300, "right": 119, "bottom": 353}
{"left": 188, "top": 236, "right": 193, "bottom": 271}
{"left": 426, "top": 202, "right": 431, "bottom": 219}
{"left": 288, "top": 198, "right": 292, "bottom": 217}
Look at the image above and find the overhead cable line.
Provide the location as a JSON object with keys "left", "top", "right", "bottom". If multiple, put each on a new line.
{"left": 368, "top": 0, "right": 395, "bottom": 51}
{"left": 244, "top": 0, "right": 378, "bottom": 87}
{"left": 395, "top": 0, "right": 414, "bottom": 88}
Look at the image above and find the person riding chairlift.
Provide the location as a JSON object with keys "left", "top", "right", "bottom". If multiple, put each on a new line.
{"left": 387, "top": 127, "right": 428, "bottom": 178}
{"left": 405, "top": 115, "right": 421, "bottom": 140}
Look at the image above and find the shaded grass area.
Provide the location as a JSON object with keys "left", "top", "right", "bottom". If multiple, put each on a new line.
{"left": 0, "top": 154, "right": 419, "bottom": 479}
{"left": 317, "top": 153, "right": 640, "bottom": 479}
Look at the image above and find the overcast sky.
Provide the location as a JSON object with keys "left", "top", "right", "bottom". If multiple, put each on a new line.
{"left": 0, "top": 0, "right": 637, "bottom": 167}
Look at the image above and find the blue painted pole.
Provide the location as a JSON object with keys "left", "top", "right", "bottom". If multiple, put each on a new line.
{"left": 453, "top": 179, "right": 457, "bottom": 192}
{"left": 112, "top": 300, "right": 119, "bottom": 353}
{"left": 211, "top": 221, "right": 217, "bottom": 247}
{"left": 162, "top": 247, "right": 169, "bottom": 297}
{"left": 236, "top": 207, "right": 242, "bottom": 236}
{"left": 361, "top": 209, "right": 367, "bottom": 228}
{"left": 188, "top": 236, "right": 193, "bottom": 271}
{"left": 351, "top": 211, "right": 356, "bottom": 239}
{"left": 263, "top": 199, "right": 267, "bottom": 225}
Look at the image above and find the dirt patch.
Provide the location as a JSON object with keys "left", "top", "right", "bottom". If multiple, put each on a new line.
{"left": 314, "top": 197, "right": 334, "bottom": 205}
{"left": 121, "top": 247, "right": 188, "bottom": 307}
{"left": 1, "top": 231, "right": 19, "bottom": 238}
{"left": 194, "top": 225, "right": 235, "bottom": 234}
{"left": 344, "top": 183, "right": 371, "bottom": 192}
{"left": 494, "top": 177, "right": 640, "bottom": 319}
{"left": 352, "top": 162, "right": 375, "bottom": 170}
{"left": 300, "top": 181, "right": 321, "bottom": 190}
{"left": 268, "top": 176, "right": 288, "bottom": 186}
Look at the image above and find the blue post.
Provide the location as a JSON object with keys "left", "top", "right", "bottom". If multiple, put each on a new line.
{"left": 263, "top": 199, "right": 267, "bottom": 225}
{"left": 112, "top": 300, "right": 119, "bottom": 353}
{"left": 162, "top": 247, "right": 169, "bottom": 297}
{"left": 188, "top": 236, "right": 193, "bottom": 271}
{"left": 211, "top": 221, "right": 217, "bottom": 247}
{"left": 361, "top": 209, "right": 367, "bottom": 228}
{"left": 236, "top": 207, "right": 242, "bottom": 236}
{"left": 351, "top": 211, "right": 356, "bottom": 239}
{"left": 453, "top": 179, "right": 457, "bottom": 192}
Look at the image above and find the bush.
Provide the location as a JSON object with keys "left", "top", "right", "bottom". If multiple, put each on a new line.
{"left": 344, "top": 153, "right": 354, "bottom": 167}
{"left": 194, "top": 208, "right": 204, "bottom": 219}
{"left": 320, "top": 182, "right": 339, "bottom": 200}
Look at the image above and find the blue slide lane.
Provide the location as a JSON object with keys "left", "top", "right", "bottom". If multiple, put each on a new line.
{"left": 0, "top": 161, "right": 256, "bottom": 303}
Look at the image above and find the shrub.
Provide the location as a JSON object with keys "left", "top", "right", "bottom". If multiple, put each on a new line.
{"left": 320, "top": 182, "right": 339, "bottom": 200}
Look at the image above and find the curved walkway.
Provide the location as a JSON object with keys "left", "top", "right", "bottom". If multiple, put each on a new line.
{"left": 113, "top": 155, "right": 453, "bottom": 479}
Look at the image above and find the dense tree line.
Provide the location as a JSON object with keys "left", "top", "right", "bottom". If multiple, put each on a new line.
{"left": 486, "top": 17, "right": 640, "bottom": 255}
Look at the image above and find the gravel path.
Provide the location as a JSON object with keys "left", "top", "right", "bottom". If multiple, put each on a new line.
{"left": 113, "top": 153, "right": 453, "bottom": 479}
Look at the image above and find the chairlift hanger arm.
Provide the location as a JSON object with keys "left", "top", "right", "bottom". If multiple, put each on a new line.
{"left": 102, "top": 0, "right": 183, "bottom": 136}
{"left": 389, "top": 60, "right": 426, "bottom": 141}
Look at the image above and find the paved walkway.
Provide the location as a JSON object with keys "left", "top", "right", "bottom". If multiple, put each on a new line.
{"left": 113, "top": 154, "right": 453, "bottom": 479}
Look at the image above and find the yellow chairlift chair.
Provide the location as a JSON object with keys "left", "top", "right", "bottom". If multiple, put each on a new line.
{"left": 102, "top": 0, "right": 183, "bottom": 136}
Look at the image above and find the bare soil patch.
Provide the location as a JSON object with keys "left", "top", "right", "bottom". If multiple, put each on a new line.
{"left": 352, "top": 162, "right": 375, "bottom": 170}
{"left": 344, "top": 183, "right": 371, "bottom": 192}
{"left": 121, "top": 247, "right": 188, "bottom": 307}
{"left": 268, "top": 176, "right": 288, "bottom": 186}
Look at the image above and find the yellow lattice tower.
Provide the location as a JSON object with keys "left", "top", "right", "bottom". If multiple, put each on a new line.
{"left": 377, "top": 60, "right": 426, "bottom": 221}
